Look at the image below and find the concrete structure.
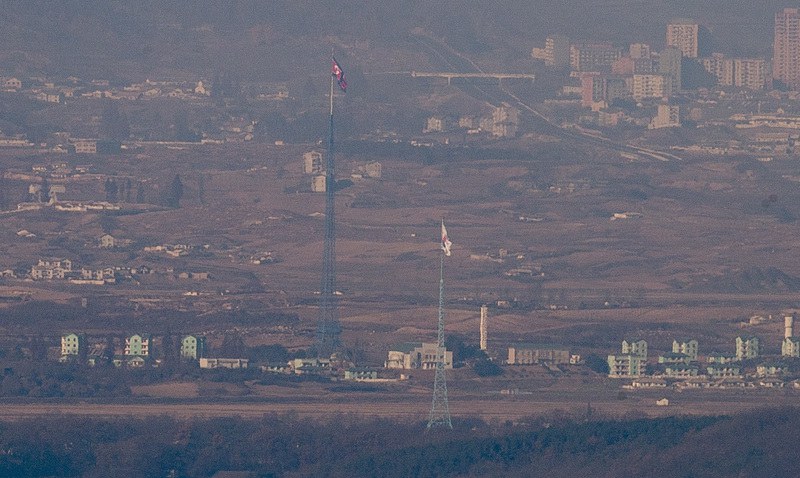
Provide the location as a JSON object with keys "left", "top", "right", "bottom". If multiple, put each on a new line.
{"left": 570, "top": 43, "right": 622, "bottom": 72}
{"left": 31, "top": 258, "right": 73, "bottom": 280}
{"left": 782, "top": 315, "right": 800, "bottom": 357}
{"left": 774, "top": 8, "right": 800, "bottom": 90}
{"left": 199, "top": 358, "right": 248, "bottom": 369}
{"left": 99, "top": 234, "right": 116, "bottom": 248}
{"left": 650, "top": 104, "right": 681, "bottom": 129}
{"left": 532, "top": 34, "right": 571, "bottom": 67}
{"left": 491, "top": 104, "right": 519, "bottom": 137}
{"left": 629, "top": 43, "right": 652, "bottom": 60}
{"left": 479, "top": 305, "right": 488, "bottom": 351}
{"left": 607, "top": 354, "right": 643, "bottom": 377}
{"left": 700, "top": 55, "right": 767, "bottom": 90}
{"left": 60, "top": 333, "right": 84, "bottom": 358}
{"left": 659, "top": 47, "right": 683, "bottom": 91}
{"left": 706, "top": 352, "right": 735, "bottom": 364}
{"left": 311, "top": 175, "right": 326, "bottom": 193}
{"left": 344, "top": 368, "right": 379, "bottom": 380}
{"left": 733, "top": 58, "right": 768, "bottom": 90}
{"left": 735, "top": 335, "right": 760, "bottom": 360}
{"left": 658, "top": 352, "right": 691, "bottom": 364}
{"left": 385, "top": 342, "right": 452, "bottom": 370}
{"left": 424, "top": 116, "right": 446, "bottom": 133}
{"left": 581, "top": 74, "right": 607, "bottom": 108}
{"left": 756, "top": 363, "right": 785, "bottom": 377}
{"left": 672, "top": 339, "right": 698, "bottom": 361}
{"left": 364, "top": 161, "right": 382, "bottom": 179}
{"left": 507, "top": 344, "right": 570, "bottom": 365}
{"left": 181, "top": 335, "right": 206, "bottom": 360}
{"left": 303, "top": 151, "right": 323, "bottom": 174}
{"left": 632, "top": 74, "right": 671, "bottom": 100}
{"left": 707, "top": 364, "right": 741, "bottom": 378}
{"left": 71, "top": 139, "right": 97, "bottom": 154}
{"left": 702, "top": 54, "right": 735, "bottom": 86}
{"left": 621, "top": 339, "right": 648, "bottom": 359}
{"left": 667, "top": 19, "right": 699, "bottom": 58}
{"left": 665, "top": 364, "right": 699, "bottom": 378}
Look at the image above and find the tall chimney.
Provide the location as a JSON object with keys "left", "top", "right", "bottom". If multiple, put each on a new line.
{"left": 480, "top": 305, "right": 488, "bottom": 351}
{"left": 786, "top": 315, "right": 794, "bottom": 339}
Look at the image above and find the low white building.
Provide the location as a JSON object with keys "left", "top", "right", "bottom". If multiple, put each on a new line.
{"left": 386, "top": 342, "right": 452, "bottom": 370}
{"left": 199, "top": 358, "right": 249, "bottom": 369}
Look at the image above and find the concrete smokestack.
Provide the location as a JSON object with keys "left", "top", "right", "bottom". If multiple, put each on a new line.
{"left": 786, "top": 315, "right": 794, "bottom": 339}
{"left": 480, "top": 305, "right": 488, "bottom": 351}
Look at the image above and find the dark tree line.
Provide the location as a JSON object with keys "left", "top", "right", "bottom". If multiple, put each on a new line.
{"left": 1, "top": 408, "right": 800, "bottom": 477}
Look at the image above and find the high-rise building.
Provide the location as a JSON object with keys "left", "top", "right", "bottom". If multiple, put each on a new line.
{"left": 629, "top": 43, "right": 652, "bottom": 60}
{"left": 649, "top": 104, "right": 681, "bottom": 129}
{"left": 532, "top": 34, "right": 570, "bottom": 68}
{"left": 666, "top": 19, "right": 699, "bottom": 58}
{"left": 701, "top": 53, "right": 735, "bottom": 86}
{"left": 733, "top": 58, "right": 768, "bottom": 90}
{"left": 632, "top": 74, "right": 672, "bottom": 100}
{"left": 702, "top": 54, "right": 767, "bottom": 90}
{"left": 570, "top": 43, "right": 622, "bottom": 72}
{"left": 774, "top": 8, "right": 800, "bottom": 89}
{"left": 659, "top": 47, "right": 683, "bottom": 91}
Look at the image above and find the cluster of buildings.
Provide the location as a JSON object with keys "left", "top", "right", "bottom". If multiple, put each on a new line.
{"left": 534, "top": 12, "right": 800, "bottom": 131}
{"left": 606, "top": 315, "right": 800, "bottom": 387}
{"left": 302, "top": 150, "right": 381, "bottom": 193}
{"left": 18, "top": 256, "right": 211, "bottom": 286}
{"left": 60, "top": 333, "right": 207, "bottom": 367}
{"left": 423, "top": 103, "right": 520, "bottom": 138}
{"left": 30, "top": 259, "right": 115, "bottom": 284}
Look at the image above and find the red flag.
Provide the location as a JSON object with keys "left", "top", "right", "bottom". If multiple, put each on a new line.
{"left": 331, "top": 57, "right": 347, "bottom": 92}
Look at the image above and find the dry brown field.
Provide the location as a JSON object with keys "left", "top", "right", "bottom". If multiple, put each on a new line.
{"left": 2, "top": 137, "right": 800, "bottom": 418}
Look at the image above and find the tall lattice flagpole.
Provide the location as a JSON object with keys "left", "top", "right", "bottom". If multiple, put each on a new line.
{"left": 316, "top": 59, "right": 341, "bottom": 356}
{"left": 428, "top": 222, "right": 452, "bottom": 429}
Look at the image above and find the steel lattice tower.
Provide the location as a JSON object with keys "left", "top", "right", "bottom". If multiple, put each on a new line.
{"left": 316, "top": 70, "right": 341, "bottom": 356}
{"left": 428, "top": 254, "right": 452, "bottom": 429}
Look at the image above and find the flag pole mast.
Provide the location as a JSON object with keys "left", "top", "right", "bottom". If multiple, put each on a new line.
{"left": 428, "top": 220, "right": 452, "bottom": 429}
{"left": 316, "top": 53, "right": 340, "bottom": 356}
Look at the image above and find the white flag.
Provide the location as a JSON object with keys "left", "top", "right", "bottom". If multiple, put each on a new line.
{"left": 441, "top": 220, "right": 452, "bottom": 256}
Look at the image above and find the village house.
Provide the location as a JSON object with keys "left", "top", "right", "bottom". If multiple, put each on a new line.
{"left": 99, "top": 234, "right": 116, "bottom": 248}
{"left": 60, "top": 333, "right": 84, "bottom": 361}
{"left": 30, "top": 258, "right": 73, "bottom": 280}
{"left": 124, "top": 334, "right": 150, "bottom": 357}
